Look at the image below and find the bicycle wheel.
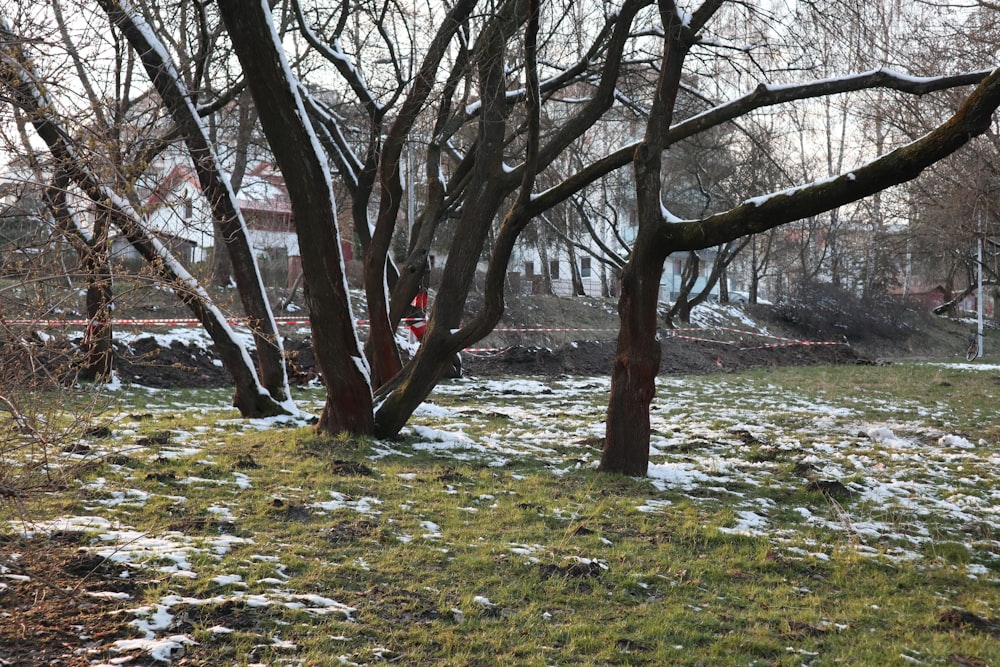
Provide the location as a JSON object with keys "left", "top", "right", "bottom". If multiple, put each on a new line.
{"left": 967, "top": 342, "right": 978, "bottom": 361}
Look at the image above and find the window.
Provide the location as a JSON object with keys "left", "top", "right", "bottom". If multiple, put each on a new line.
{"left": 580, "top": 257, "right": 591, "bottom": 278}
{"left": 549, "top": 260, "right": 560, "bottom": 280}
{"left": 524, "top": 261, "right": 534, "bottom": 276}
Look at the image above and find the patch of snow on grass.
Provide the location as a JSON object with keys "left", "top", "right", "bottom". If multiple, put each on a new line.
{"left": 12, "top": 515, "right": 253, "bottom": 577}
{"left": 212, "top": 574, "right": 246, "bottom": 587}
{"left": 311, "top": 491, "right": 382, "bottom": 515}
{"left": 206, "top": 504, "right": 235, "bottom": 521}
{"left": 414, "top": 374, "right": 1000, "bottom": 564}
{"left": 864, "top": 425, "right": 913, "bottom": 448}
{"left": 108, "top": 635, "right": 196, "bottom": 663}
{"left": 92, "top": 488, "right": 151, "bottom": 508}
{"left": 926, "top": 362, "right": 1000, "bottom": 371}
{"left": 636, "top": 498, "right": 672, "bottom": 513}
{"left": 420, "top": 520, "right": 443, "bottom": 539}
{"left": 938, "top": 434, "right": 975, "bottom": 449}
{"left": 413, "top": 402, "right": 457, "bottom": 418}
{"left": 647, "top": 462, "right": 719, "bottom": 490}
{"left": 719, "top": 510, "right": 769, "bottom": 536}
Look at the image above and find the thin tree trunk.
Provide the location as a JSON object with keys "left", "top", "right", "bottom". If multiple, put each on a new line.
{"left": 46, "top": 172, "right": 113, "bottom": 381}
{"left": 79, "top": 207, "right": 114, "bottom": 381}
{"left": 567, "top": 242, "right": 585, "bottom": 296}
{"left": 538, "top": 242, "right": 553, "bottom": 294}
{"left": 99, "top": 0, "right": 293, "bottom": 405}
{"left": 212, "top": 93, "right": 255, "bottom": 287}
{"left": 0, "top": 27, "right": 288, "bottom": 417}
{"left": 664, "top": 251, "right": 699, "bottom": 327}
{"left": 279, "top": 270, "right": 304, "bottom": 311}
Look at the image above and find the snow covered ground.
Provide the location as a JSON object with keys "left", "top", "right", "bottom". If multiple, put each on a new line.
{"left": 421, "top": 371, "right": 1000, "bottom": 567}
{"left": 8, "top": 362, "right": 1000, "bottom": 663}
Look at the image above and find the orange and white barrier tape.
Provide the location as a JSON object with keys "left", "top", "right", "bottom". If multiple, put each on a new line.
{"left": 663, "top": 326, "right": 847, "bottom": 350}
{"left": 2, "top": 318, "right": 846, "bottom": 350}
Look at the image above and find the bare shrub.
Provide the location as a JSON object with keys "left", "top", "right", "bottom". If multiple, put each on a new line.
{"left": 770, "top": 281, "right": 913, "bottom": 343}
{"left": 0, "top": 318, "right": 112, "bottom": 520}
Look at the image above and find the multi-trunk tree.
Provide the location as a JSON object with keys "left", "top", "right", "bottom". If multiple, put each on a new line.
{"left": 4, "top": 0, "right": 1000, "bottom": 478}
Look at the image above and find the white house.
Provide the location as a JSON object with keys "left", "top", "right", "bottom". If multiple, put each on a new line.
{"left": 660, "top": 249, "right": 722, "bottom": 302}
{"left": 134, "top": 162, "right": 351, "bottom": 287}
{"left": 510, "top": 217, "right": 722, "bottom": 303}
{"left": 137, "top": 164, "right": 215, "bottom": 263}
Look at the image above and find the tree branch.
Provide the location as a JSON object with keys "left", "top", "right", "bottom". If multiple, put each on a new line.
{"left": 665, "top": 66, "right": 1000, "bottom": 252}
{"left": 530, "top": 67, "right": 995, "bottom": 215}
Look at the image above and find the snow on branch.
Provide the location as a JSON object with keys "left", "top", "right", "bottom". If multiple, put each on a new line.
{"left": 298, "top": 87, "right": 364, "bottom": 191}
{"left": 682, "top": 67, "right": 994, "bottom": 135}
{"left": 530, "top": 66, "right": 997, "bottom": 216}
{"left": 666, "top": 67, "right": 1000, "bottom": 252}
{"left": 290, "top": 0, "right": 383, "bottom": 119}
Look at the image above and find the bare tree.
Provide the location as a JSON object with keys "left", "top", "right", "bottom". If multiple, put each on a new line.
{"left": 0, "top": 16, "right": 291, "bottom": 417}
{"left": 882, "top": 5, "right": 1000, "bottom": 317}
{"left": 98, "top": 0, "right": 293, "bottom": 406}
{"left": 216, "top": 0, "right": 649, "bottom": 437}
{"left": 6, "top": 0, "right": 1000, "bottom": 475}
{"left": 599, "top": 0, "right": 1000, "bottom": 475}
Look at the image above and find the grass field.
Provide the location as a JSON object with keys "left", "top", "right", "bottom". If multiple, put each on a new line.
{"left": 3, "top": 362, "right": 1000, "bottom": 665}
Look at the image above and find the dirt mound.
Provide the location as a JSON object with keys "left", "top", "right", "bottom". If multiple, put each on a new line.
{"left": 103, "top": 332, "right": 867, "bottom": 389}
{"left": 90, "top": 318, "right": 873, "bottom": 389}
{"left": 462, "top": 340, "right": 613, "bottom": 376}
{"left": 114, "top": 336, "right": 231, "bottom": 388}
{"left": 11, "top": 290, "right": 931, "bottom": 389}
{"left": 461, "top": 336, "right": 869, "bottom": 377}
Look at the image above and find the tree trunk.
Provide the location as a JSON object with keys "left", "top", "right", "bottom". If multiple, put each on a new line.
{"left": 600, "top": 242, "right": 666, "bottom": 475}
{"left": 664, "top": 251, "right": 699, "bottom": 327}
{"left": 217, "top": 0, "right": 374, "bottom": 434}
{"left": 209, "top": 241, "right": 233, "bottom": 287}
{"left": 600, "top": 0, "right": 689, "bottom": 476}
{"left": 374, "top": 161, "right": 512, "bottom": 436}
{"left": 672, "top": 239, "right": 748, "bottom": 322}
{"left": 212, "top": 94, "right": 255, "bottom": 287}
{"left": 46, "top": 172, "right": 113, "bottom": 381}
{"left": 538, "top": 242, "right": 553, "bottom": 294}
{"left": 79, "top": 208, "right": 114, "bottom": 381}
{"left": 567, "top": 242, "right": 586, "bottom": 296}
{"left": 749, "top": 237, "right": 761, "bottom": 304}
